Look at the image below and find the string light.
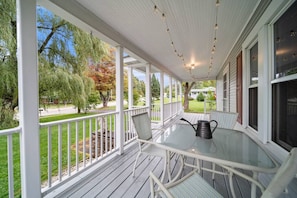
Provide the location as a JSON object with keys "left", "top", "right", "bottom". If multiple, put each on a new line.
{"left": 151, "top": 0, "right": 186, "bottom": 71}
{"left": 151, "top": 0, "right": 221, "bottom": 78}
{"left": 207, "top": 0, "right": 220, "bottom": 79}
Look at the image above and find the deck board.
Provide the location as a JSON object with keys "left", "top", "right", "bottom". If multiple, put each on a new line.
{"left": 51, "top": 113, "right": 297, "bottom": 198}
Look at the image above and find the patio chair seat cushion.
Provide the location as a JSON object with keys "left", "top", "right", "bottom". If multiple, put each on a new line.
{"left": 142, "top": 144, "right": 167, "bottom": 158}
{"left": 161, "top": 172, "right": 223, "bottom": 198}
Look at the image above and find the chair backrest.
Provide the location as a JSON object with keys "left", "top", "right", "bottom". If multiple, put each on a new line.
{"left": 261, "top": 148, "right": 297, "bottom": 198}
{"left": 210, "top": 110, "right": 238, "bottom": 129}
{"left": 131, "top": 112, "right": 152, "bottom": 140}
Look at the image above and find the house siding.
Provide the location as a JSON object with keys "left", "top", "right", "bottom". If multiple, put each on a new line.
{"left": 216, "top": 0, "right": 271, "bottom": 113}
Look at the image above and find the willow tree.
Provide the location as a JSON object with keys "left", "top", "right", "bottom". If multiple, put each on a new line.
{"left": 0, "top": 0, "right": 18, "bottom": 128}
{"left": 37, "top": 6, "right": 108, "bottom": 113}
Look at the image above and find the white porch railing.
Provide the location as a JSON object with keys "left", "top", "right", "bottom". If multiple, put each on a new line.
{"left": 39, "top": 107, "right": 150, "bottom": 195}
{"left": 0, "top": 103, "right": 183, "bottom": 197}
{"left": 0, "top": 126, "right": 21, "bottom": 198}
{"left": 164, "top": 101, "right": 182, "bottom": 122}
{"left": 150, "top": 101, "right": 182, "bottom": 122}
{"left": 39, "top": 112, "right": 119, "bottom": 194}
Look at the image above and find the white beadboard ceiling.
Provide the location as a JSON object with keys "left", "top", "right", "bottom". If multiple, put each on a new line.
{"left": 43, "top": 0, "right": 260, "bottom": 82}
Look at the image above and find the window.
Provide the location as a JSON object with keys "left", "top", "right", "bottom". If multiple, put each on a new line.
{"left": 249, "top": 43, "right": 258, "bottom": 130}
{"left": 272, "top": 1, "right": 297, "bottom": 150}
{"left": 272, "top": 79, "right": 297, "bottom": 150}
{"left": 274, "top": 1, "right": 297, "bottom": 79}
{"left": 223, "top": 64, "right": 229, "bottom": 112}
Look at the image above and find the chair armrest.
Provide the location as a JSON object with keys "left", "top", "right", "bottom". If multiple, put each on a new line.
{"left": 220, "top": 165, "right": 265, "bottom": 193}
{"left": 149, "top": 171, "right": 174, "bottom": 198}
{"left": 137, "top": 138, "right": 157, "bottom": 145}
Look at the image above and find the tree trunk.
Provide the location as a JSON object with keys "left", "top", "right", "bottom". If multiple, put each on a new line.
{"left": 100, "top": 91, "right": 110, "bottom": 107}
{"left": 183, "top": 82, "right": 196, "bottom": 110}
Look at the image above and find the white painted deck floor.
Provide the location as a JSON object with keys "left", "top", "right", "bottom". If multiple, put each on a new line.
{"left": 50, "top": 113, "right": 297, "bottom": 198}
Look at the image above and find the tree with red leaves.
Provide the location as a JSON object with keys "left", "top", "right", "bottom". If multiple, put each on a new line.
{"left": 88, "top": 51, "right": 116, "bottom": 107}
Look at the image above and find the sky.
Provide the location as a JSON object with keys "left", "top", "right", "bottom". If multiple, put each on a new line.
{"left": 133, "top": 69, "right": 171, "bottom": 87}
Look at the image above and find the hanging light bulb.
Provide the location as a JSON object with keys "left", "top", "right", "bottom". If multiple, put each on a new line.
{"left": 214, "top": 23, "right": 218, "bottom": 29}
{"left": 162, "top": 13, "right": 166, "bottom": 20}
{"left": 154, "top": 5, "right": 158, "bottom": 13}
{"left": 213, "top": 37, "right": 217, "bottom": 43}
{"left": 216, "top": 0, "right": 220, "bottom": 7}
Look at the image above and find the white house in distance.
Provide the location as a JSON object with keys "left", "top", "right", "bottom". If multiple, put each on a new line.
{"left": 189, "top": 87, "right": 216, "bottom": 99}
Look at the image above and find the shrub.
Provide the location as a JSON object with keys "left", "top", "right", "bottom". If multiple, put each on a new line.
{"left": 196, "top": 92, "right": 205, "bottom": 102}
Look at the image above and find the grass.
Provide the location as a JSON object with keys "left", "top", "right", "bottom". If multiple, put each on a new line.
{"left": 0, "top": 112, "right": 98, "bottom": 198}
{"left": 185, "top": 100, "right": 216, "bottom": 113}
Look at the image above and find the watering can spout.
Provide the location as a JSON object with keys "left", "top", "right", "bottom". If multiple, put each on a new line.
{"left": 180, "top": 118, "right": 198, "bottom": 135}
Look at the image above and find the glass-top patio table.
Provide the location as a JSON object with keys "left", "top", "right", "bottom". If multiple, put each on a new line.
{"left": 154, "top": 123, "right": 279, "bottom": 198}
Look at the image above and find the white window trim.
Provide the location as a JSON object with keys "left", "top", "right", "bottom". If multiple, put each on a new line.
{"left": 222, "top": 63, "right": 229, "bottom": 112}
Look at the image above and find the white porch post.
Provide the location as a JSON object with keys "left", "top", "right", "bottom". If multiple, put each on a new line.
{"left": 116, "top": 46, "right": 124, "bottom": 154}
{"left": 179, "top": 82, "right": 183, "bottom": 112}
{"left": 175, "top": 80, "right": 178, "bottom": 102}
{"left": 128, "top": 67, "right": 133, "bottom": 109}
{"left": 17, "top": 0, "right": 41, "bottom": 197}
{"left": 169, "top": 76, "right": 172, "bottom": 117}
{"left": 145, "top": 63, "right": 152, "bottom": 116}
{"left": 160, "top": 72, "right": 164, "bottom": 125}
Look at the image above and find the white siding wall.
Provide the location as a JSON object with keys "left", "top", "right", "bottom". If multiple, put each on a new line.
{"left": 216, "top": 0, "right": 271, "bottom": 114}
{"left": 217, "top": 0, "right": 296, "bottom": 159}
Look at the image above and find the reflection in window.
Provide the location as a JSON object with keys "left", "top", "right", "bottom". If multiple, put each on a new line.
{"left": 250, "top": 43, "right": 258, "bottom": 85}
{"left": 272, "top": 1, "right": 297, "bottom": 151}
{"left": 249, "top": 87, "right": 258, "bottom": 130}
{"left": 248, "top": 43, "right": 258, "bottom": 130}
{"left": 274, "top": 1, "right": 297, "bottom": 79}
{"left": 272, "top": 79, "right": 297, "bottom": 150}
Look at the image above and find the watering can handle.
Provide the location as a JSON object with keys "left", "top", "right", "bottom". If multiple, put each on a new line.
{"left": 210, "top": 120, "right": 218, "bottom": 133}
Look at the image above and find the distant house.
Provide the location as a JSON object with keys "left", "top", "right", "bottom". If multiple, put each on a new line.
{"left": 189, "top": 87, "right": 216, "bottom": 99}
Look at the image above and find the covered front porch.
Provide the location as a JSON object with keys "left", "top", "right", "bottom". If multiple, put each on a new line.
{"left": 42, "top": 113, "right": 296, "bottom": 198}
{"left": 1, "top": 0, "right": 297, "bottom": 197}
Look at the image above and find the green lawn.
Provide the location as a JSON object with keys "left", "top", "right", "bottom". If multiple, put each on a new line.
{"left": 185, "top": 100, "right": 216, "bottom": 113}
{"left": 0, "top": 113, "right": 96, "bottom": 198}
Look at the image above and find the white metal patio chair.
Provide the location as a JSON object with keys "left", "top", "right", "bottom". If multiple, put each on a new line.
{"left": 150, "top": 147, "right": 297, "bottom": 198}
{"left": 131, "top": 112, "right": 170, "bottom": 182}
{"left": 210, "top": 110, "right": 238, "bottom": 129}
{"left": 210, "top": 110, "right": 238, "bottom": 179}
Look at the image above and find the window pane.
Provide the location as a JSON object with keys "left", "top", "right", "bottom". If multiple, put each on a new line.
{"left": 249, "top": 87, "right": 258, "bottom": 130}
{"left": 250, "top": 43, "right": 258, "bottom": 85}
{"left": 274, "top": 1, "right": 297, "bottom": 79}
{"left": 223, "top": 74, "right": 227, "bottom": 98}
{"left": 272, "top": 79, "right": 297, "bottom": 150}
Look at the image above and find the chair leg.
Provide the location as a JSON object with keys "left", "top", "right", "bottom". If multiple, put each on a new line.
{"left": 196, "top": 158, "right": 201, "bottom": 173}
{"left": 132, "top": 152, "right": 142, "bottom": 177}
{"left": 228, "top": 172, "right": 236, "bottom": 198}
{"left": 212, "top": 163, "right": 216, "bottom": 180}
{"left": 160, "top": 154, "right": 168, "bottom": 183}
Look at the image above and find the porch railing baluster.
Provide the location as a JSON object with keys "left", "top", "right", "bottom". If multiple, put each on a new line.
{"left": 47, "top": 126, "right": 52, "bottom": 187}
